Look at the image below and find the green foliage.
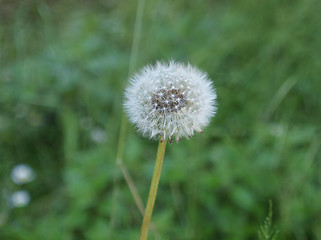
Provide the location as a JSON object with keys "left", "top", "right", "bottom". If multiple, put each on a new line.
{"left": 258, "top": 201, "right": 279, "bottom": 240}
{"left": 1, "top": 0, "right": 321, "bottom": 239}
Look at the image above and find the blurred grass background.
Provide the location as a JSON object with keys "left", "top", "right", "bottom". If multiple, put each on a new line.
{"left": 1, "top": 0, "right": 321, "bottom": 239}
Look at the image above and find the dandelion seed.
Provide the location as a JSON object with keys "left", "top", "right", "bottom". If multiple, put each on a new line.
{"left": 9, "top": 191, "right": 30, "bottom": 208}
{"left": 124, "top": 61, "right": 217, "bottom": 141}
{"left": 90, "top": 127, "right": 108, "bottom": 143}
{"left": 11, "top": 164, "right": 35, "bottom": 185}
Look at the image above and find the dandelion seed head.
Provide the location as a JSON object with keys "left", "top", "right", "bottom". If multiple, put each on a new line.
{"left": 9, "top": 191, "right": 30, "bottom": 208}
{"left": 124, "top": 61, "right": 217, "bottom": 141}
{"left": 11, "top": 164, "right": 35, "bottom": 185}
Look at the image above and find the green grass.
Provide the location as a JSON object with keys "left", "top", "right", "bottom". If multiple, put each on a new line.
{"left": 1, "top": 0, "right": 321, "bottom": 239}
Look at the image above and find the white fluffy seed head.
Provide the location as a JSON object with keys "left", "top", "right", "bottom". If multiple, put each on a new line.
{"left": 124, "top": 61, "right": 217, "bottom": 142}
{"left": 11, "top": 164, "right": 35, "bottom": 185}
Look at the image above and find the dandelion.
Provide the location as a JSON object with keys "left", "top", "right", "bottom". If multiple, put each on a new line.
{"left": 123, "top": 61, "right": 217, "bottom": 240}
{"left": 9, "top": 190, "right": 30, "bottom": 208}
{"left": 124, "top": 61, "right": 216, "bottom": 142}
{"left": 11, "top": 164, "right": 36, "bottom": 185}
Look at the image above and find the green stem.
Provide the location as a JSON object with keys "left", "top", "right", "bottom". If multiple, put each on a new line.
{"left": 111, "top": 0, "right": 146, "bottom": 230}
{"left": 140, "top": 138, "right": 167, "bottom": 240}
{"left": 116, "top": 0, "right": 146, "bottom": 164}
{"left": 116, "top": 113, "right": 128, "bottom": 164}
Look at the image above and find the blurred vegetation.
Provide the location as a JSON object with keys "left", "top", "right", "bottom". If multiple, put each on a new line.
{"left": 1, "top": 0, "right": 321, "bottom": 239}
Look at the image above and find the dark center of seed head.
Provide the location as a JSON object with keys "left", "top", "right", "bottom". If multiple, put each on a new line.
{"left": 151, "top": 88, "right": 187, "bottom": 113}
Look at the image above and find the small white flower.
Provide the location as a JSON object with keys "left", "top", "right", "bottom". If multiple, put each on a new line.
{"left": 9, "top": 191, "right": 30, "bottom": 208}
{"left": 124, "top": 61, "right": 217, "bottom": 142}
{"left": 90, "top": 127, "right": 108, "bottom": 143}
{"left": 11, "top": 164, "right": 35, "bottom": 185}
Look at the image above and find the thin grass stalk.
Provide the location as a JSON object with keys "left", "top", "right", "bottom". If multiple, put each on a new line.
{"left": 111, "top": 0, "right": 147, "bottom": 233}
